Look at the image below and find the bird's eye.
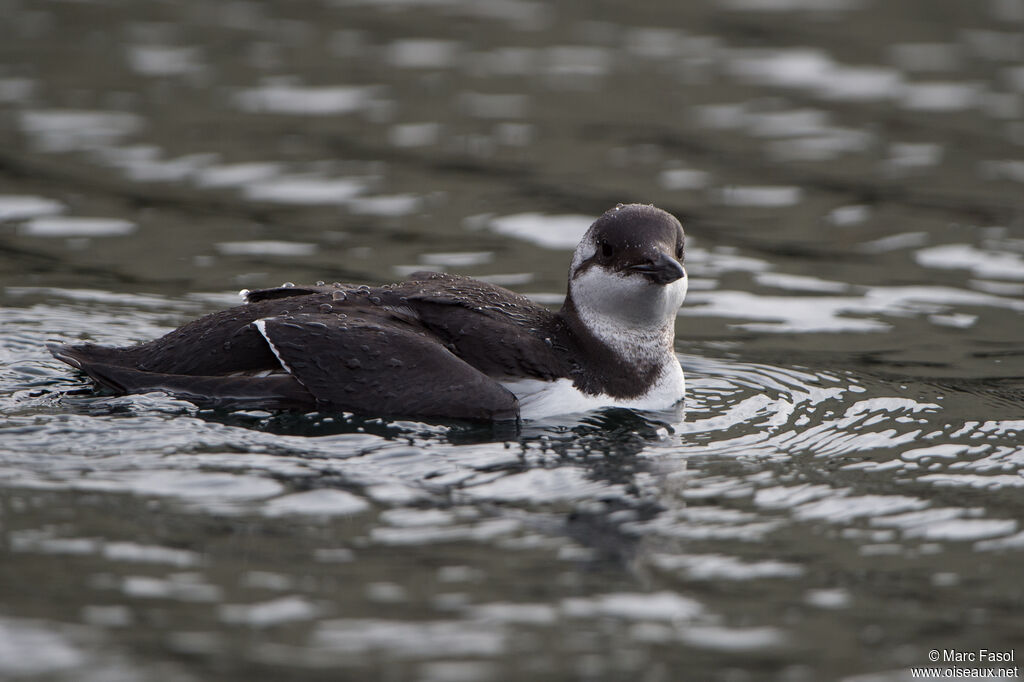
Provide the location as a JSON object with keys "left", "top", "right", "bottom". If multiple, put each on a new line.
{"left": 600, "top": 240, "right": 614, "bottom": 258}
{"left": 675, "top": 244, "right": 684, "bottom": 261}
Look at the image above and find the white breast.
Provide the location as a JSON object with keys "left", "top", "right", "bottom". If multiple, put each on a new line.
{"left": 500, "top": 358, "right": 685, "bottom": 421}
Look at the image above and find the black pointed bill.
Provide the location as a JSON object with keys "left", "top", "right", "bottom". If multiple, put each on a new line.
{"left": 626, "top": 252, "right": 686, "bottom": 284}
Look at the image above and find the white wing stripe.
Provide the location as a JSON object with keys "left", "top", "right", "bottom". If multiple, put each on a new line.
{"left": 253, "top": 319, "right": 296, "bottom": 377}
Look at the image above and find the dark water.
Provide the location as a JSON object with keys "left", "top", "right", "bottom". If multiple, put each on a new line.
{"left": 2, "top": 0, "right": 1024, "bottom": 680}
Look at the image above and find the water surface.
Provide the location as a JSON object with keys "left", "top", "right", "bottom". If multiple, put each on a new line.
{"left": 2, "top": 0, "right": 1023, "bottom": 680}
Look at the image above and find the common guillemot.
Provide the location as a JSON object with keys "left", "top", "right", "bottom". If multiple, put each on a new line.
{"left": 49, "top": 203, "right": 688, "bottom": 421}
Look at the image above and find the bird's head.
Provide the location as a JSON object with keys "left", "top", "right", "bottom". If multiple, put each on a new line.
{"left": 566, "top": 203, "right": 687, "bottom": 334}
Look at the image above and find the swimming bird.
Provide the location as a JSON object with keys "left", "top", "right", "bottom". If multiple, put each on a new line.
{"left": 49, "top": 203, "right": 688, "bottom": 421}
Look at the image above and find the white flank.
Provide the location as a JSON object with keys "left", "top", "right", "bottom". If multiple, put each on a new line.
{"left": 501, "top": 359, "right": 685, "bottom": 421}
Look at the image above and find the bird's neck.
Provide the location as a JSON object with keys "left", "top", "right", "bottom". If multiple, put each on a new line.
{"left": 559, "top": 292, "right": 676, "bottom": 372}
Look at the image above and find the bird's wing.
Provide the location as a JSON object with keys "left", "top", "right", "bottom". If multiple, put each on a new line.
{"left": 243, "top": 284, "right": 359, "bottom": 303}
{"left": 397, "top": 274, "right": 569, "bottom": 381}
{"left": 255, "top": 313, "right": 519, "bottom": 421}
{"left": 48, "top": 343, "right": 314, "bottom": 410}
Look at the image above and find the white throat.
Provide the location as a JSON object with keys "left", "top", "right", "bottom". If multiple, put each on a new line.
{"left": 569, "top": 267, "right": 687, "bottom": 366}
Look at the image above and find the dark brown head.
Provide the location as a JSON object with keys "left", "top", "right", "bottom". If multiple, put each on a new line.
{"left": 570, "top": 203, "right": 685, "bottom": 283}
{"left": 566, "top": 204, "right": 687, "bottom": 332}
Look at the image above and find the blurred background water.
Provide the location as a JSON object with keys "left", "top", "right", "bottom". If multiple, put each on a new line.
{"left": 2, "top": 0, "right": 1024, "bottom": 680}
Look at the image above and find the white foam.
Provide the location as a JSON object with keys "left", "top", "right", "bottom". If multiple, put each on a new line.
{"left": 458, "top": 466, "right": 621, "bottom": 503}
{"left": 458, "top": 92, "right": 529, "bottom": 119}
{"left": 887, "top": 142, "right": 944, "bottom": 168}
{"left": 623, "top": 27, "right": 686, "bottom": 59}
{"left": 684, "top": 247, "right": 772, "bottom": 276}
{"left": 754, "top": 272, "right": 850, "bottom": 293}
{"left": 561, "top": 591, "right": 703, "bottom": 622}
{"left": 658, "top": 168, "right": 711, "bottom": 190}
{"left": 9, "top": 533, "right": 98, "bottom": 555}
{"left": 679, "top": 625, "right": 786, "bottom": 651}
{"left": 485, "top": 212, "right": 594, "bottom": 249}
{"left": 109, "top": 150, "right": 217, "bottom": 183}
{"left": 348, "top": 194, "right": 422, "bottom": 216}
{"left": 19, "top": 217, "right": 136, "bottom": 238}
{"left": 681, "top": 290, "right": 890, "bottom": 333}
{"left": 126, "top": 45, "right": 202, "bottom": 76}
{"left": 216, "top": 241, "right": 317, "bottom": 257}
{"left": 976, "top": 531, "right": 1024, "bottom": 551}
{"left": 693, "top": 103, "right": 748, "bottom": 129}
{"left": 242, "top": 571, "right": 294, "bottom": 590}
{"left": 767, "top": 128, "right": 872, "bottom": 161}
{"left": 367, "top": 582, "right": 408, "bottom": 603}
{"left": 19, "top": 109, "right": 142, "bottom": 152}
{"left": 904, "top": 519, "right": 1018, "bottom": 541}
{"left": 651, "top": 553, "right": 804, "bottom": 580}
{"left": 971, "top": 279, "right": 1024, "bottom": 296}
{"left": 102, "top": 542, "right": 202, "bottom": 567}
{"left": 727, "top": 48, "right": 901, "bottom": 101}
{"left": 860, "top": 232, "right": 929, "bottom": 253}
{"left": 900, "top": 81, "right": 981, "bottom": 111}
{"left": 717, "top": 186, "right": 803, "bottom": 207}
{"left": 237, "top": 83, "right": 378, "bottom": 115}
{"left": 243, "top": 177, "right": 366, "bottom": 205}
{"left": 387, "top": 39, "right": 458, "bottom": 69}
{"left": 5, "top": 286, "right": 174, "bottom": 308}
{"left": 916, "top": 243, "right": 1024, "bottom": 280}
{"left": 0, "top": 618, "right": 84, "bottom": 675}
{"left": 262, "top": 489, "right": 370, "bottom": 517}
{"left": 746, "top": 108, "right": 830, "bottom": 137}
{"left": 918, "top": 474, "right": 1024, "bottom": 490}
{"left": 794, "top": 494, "right": 928, "bottom": 522}
{"left": 981, "top": 159, "right": 1024, "bottom": 182}
{"left": 419, "top": 251, "right": 493, "bottom": 267}
{"left": 805, "top": 588, "right": 851, "bottom": 609}
{"left": 312, "top": 619, "right": 506, "bottom": 657}
{"left": 0, "top": 195, "right": 65, "bottom": 222}
{"left": 194, "top": 162, "right": 281, "bottom": 188}
{"left": 81, "top": 605, "right": 133, "bottom": 627}
{"left": 122, "top": 574, "right": 222, "bottom": 602}
{"left": 379, "top": 508, "right": 456, "bottom": 527}
{"left": 388, "top": 122, "right": 441, "bottom": 147}
{"left": 419, "top": 662, "right": 498, "bottom": 682}
{"left": 890, "top": 43, "right": 962, "bottom": 72}
{"left": 369, "top": 519, "right": 521, "bottom": 546}
{"left": 681, "top": 284, "right": 1024, "bottom": 333}
{"left": 900, "top": 444, "right": 976, "bottom": 460}
{"left": 220, "top": 596, "right": 318, "bottom": 626}
{"left": 826, "top": 204, "right": 872, "bottom": 226}
{"left": 723, "top": 0, "right": 861, "bottom": 10}
{"left": 544, "top": 46, "right": 611, "bottom": 78}
{"left": 754, "top": 483, "right": 836, "bottom": 509}
{"left": 0, "top": 77, "right": 33, "bottom": 103}
{"left": 469, "top": 602, "right": 557, "bottom": 624}
{"left": 122, "top": 471, "right": 284, "bottom": 501}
